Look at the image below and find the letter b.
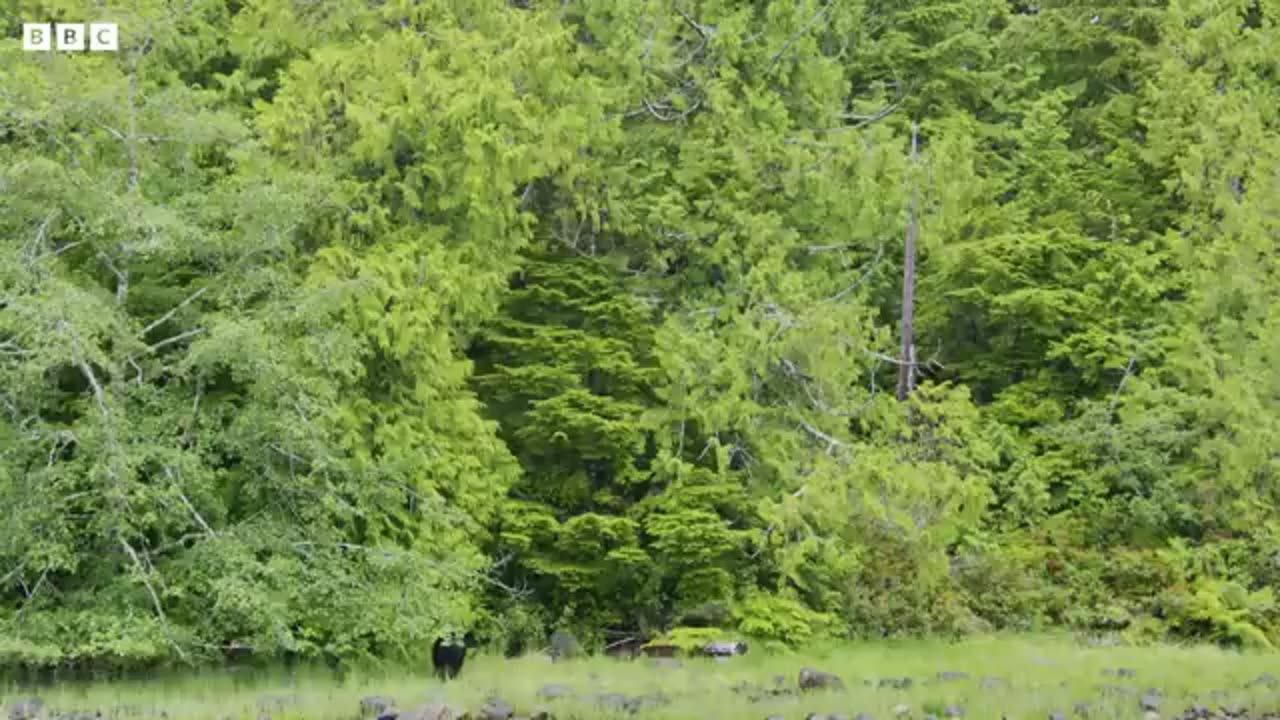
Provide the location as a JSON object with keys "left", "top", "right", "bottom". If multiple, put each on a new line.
{"left": 55, "top": 23, "right": 86, "bottom": 51}
{"left": 22, "top": 24, "right": 52, "bottom": 51}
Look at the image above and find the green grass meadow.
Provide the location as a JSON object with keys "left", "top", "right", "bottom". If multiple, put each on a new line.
{"left": 3, "top": 635, "right": 1279, "bottom": 719}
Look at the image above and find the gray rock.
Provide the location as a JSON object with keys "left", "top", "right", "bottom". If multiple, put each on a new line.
{"left": 1248, "top": 672, "right": 1279, "bottom": 689}
{"left": 7, "top": 699, "right": 44, "bottom": 720}
{"left": 703, "top": 640, "right": 749, "bottom": 656}
{"left": 594, "top": 694, "right": 630, "bottom": 711}
{"left": 479, "top": 699, "right": 514, "bottom": 720}
{"left": 536, "top": 685, "right": 575, "bottom": 701}
{"left": 799, "top": 667, "right": 846, "bottom": 692}
{"left": 362, "top": 696, "right": 397, "bottom": 716}
{"left": 548, "top": 631, "right": 581, "bottom": 661}
{"left": 404, "top": 705, "right": 461, "bottom": 720}
{"left": 937, "top": 672, "right": 969, "bottom": 682}
{"left": 625, "top": 693, "right": 670, "bottom": 712}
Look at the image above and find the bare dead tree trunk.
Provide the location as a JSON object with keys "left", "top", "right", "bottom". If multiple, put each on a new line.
{"left": 896, "top": 122, "right": 920, "bottom": 402}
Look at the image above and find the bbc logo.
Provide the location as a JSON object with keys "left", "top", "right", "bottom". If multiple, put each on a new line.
{"left": 22, "top": 23, "right": 119, "bottom": 52}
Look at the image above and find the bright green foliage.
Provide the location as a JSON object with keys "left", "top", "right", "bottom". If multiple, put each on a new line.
{"left": 471, "top": 252, "right": 664, "bottom": 636}
{"left": 2, "top": 0, "right": 1280, "bottom": 670}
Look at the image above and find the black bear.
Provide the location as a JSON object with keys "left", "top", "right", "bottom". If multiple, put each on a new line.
{"left": 432, "top": 634, "right": 468, "bottom": 681}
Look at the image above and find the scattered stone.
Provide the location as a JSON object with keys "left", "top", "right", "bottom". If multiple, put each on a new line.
{"left": 892, "top": 705, "right": 911, "bottom": 718}
{"left": 7, "top": 699, "right": 44, "bottom": 720}
{"left": 854, "top": 714, "right": 875, "bottom": 720}
{"left": 362, "top": 697, "right": 397, "bottom": 716}
{"left": 478, "top": 699, "right": 513, "bottom": 720}
{"left": 979, "top": 676, "right": 1010, "bottom": 690}
{"left": 799, "top": 667, "right": 846, "bottom": 692}
{"left": 404, "top": 704, "right": 461, "bottom": 720}
{"left": 1049, "top": 713, "right": 1067, "bottom": 720}
{"left": 943, "top": 706, "right": 964, "bottom": 718}
{"left": 536, "top": 685, "right": 574, "bottom": 701}
{"left": 594, "top": 693, "right": 630, "bottom": 712}
{"left": 1248, "top": 673, "right": 1280, "bottom": 689}
{"left": 1097, "top": 684, "right": 1134, "bottom": 697}
{"left": 937, "top": 672, "right": 969, "bottom": 682}
{"left": 625, "top": 693, "right": 670, "bottom": 712}
{"left": 1072, "top": 701, "right": 1092, "bottom": 717}
{"left": 548, "top": 631, "right": 581, "bottom": 662}
{"left": 879, "top": 677, "right": 914, "bottom": 690}
{"left": 702, "top": 641, "right": 749, "bottom": 657}
{"left": 1140, "top": 692, "right": 1161, "bottom": 712}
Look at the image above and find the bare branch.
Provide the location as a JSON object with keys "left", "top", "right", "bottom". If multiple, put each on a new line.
{"left": 119, "top": 536, "right": 185, "bottom": 660}
{"left": 76, "top": 360, "right": 110, "bottom": 419}
{"left": 147, "top": 327, "right": 205, "bottom": 353}
{"left": 15, "top": 570, "right": 49, "bottom": 619}
{"left": 787, "top": 402, "right": 845, "bottom": 455}
{"left": 98, "top": 252, "right": 129, "bottom": 304}
{"left": 674, "top": 7, "right": 714, "bottom": 39}
{"left": 142, "top": 286, "right": 208, "bottom": 336}
{"left": 165, "top": 466, "right": 215, "bottom": 539}
{"left": 35, "top": 240, "right": 83, "bottom": 263}
{"left": 768, "top": 0, "right": 838, "bottom": 71}
{"left": 0, "top": 341, "right": 31, "bottom": 356}
{"left": 1107, "top": 357, "right": 1137, "bottom": 421}
{"left": 825, "top": 242, "right": 884, "bottom": 303}
{"left": 0, "top": 564, "right": 26, "bottom": 588}
{"left": 806, "top": 243, "right": 860, "bottom": 253}
{"left": 835, "top": 99, "right": 901, "bottom": 128}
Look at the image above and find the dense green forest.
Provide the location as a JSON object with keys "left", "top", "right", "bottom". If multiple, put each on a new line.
{"left": 1, "top": 0, "right": 1279, "bottom": 672}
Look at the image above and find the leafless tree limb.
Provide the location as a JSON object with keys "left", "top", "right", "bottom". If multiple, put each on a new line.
{"left": 825, "top": 242, "right": 884, "bottom": 303}
{"left": 76, "top": 360, "right": 110, "bottom": 419}
{"left": 146, "top": 327, "right": 205, "bottom": 353}
{"left": 142, "top": 286, "right": 208, "bottom": 336}
{"left": 119, "top": 536, "right": 185, "bottom": 660}
{"left": 165, "top": 466, "right": 215, "bottom": 539}
{"left": 0, "top": 564, "right": 26, "bottom": 588}
{"left": 788, "top": 402, "right": 845, "bottom": 455}
{"left": 768, "top": 0, "right": 838, "bottom": 71}
{"left": 14, "top": 569, "right": 49, "bottom": 619}
{"left": 1107, "top": 357, "right": 1136, "bottom": 421}
{"left": 675, "top": 8, "right": 714, "bottom": 38}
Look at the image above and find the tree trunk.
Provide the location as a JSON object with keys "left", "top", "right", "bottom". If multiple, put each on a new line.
{"left": 896, "top": 122, "right": 920, "bottom": 402}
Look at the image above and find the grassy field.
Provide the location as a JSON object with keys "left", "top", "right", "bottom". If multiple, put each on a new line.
{"left": 3, "top": 634, "right": 1279, "bottom": 719}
